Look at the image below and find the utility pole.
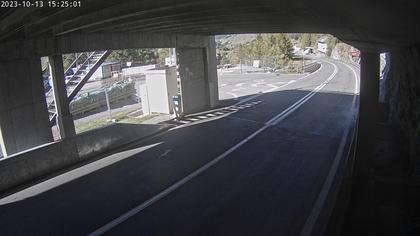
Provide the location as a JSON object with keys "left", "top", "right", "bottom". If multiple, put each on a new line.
{"left": 104, "top": 87, "right": 112, "bottom": 121}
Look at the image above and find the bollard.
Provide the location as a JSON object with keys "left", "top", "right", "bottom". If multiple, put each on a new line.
{"left": 172, "top": 95, "right": 182, "bottom": 120}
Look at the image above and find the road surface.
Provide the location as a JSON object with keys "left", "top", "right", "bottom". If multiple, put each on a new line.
{"left": 0, "top": 58, "right": 359, "bottom": 235}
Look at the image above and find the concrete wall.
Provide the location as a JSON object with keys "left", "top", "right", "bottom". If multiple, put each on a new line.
{"left": 0, "top": 123, "right": 170, "bottom": 193}
{"left": 75, "top": 123, "right": 168, "bottom": 159}
{"left": 386, "top": 46, "right": 420, "bottom": 177}
{"left": 0, "top": 58, "right": 53, "bottom": 156}
{"left": 0, "top": 139, "right": 78, "bottom": 192}
{"left": 122, "top": 64, "right": 158, "bottom": 77}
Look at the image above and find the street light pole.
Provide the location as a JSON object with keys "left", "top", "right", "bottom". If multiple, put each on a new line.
{"left": 104, "top": 87, "right": 112, "bottom": 121}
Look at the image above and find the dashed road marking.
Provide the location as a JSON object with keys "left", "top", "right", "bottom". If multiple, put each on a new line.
{"left": 251, "top": 82, "right": 264, "bottom": 87}
{"left": 158, "top": 149, "right": 172, "bottom": 158}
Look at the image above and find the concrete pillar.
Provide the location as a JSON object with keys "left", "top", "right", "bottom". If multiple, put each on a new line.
{"left": 49, "top": 55, "right": 76, "bottom": 139}
{"left": 355, "top": 52, "right": 380, "bottom": 178}
{"left": 177, "top": 36, "right": 218, "bottom": 114}
{"left": 0, "top": 58, "right": 53, "bottom": 156}
{"left": 206, "top": 36, "right": 219, "bottom": 108}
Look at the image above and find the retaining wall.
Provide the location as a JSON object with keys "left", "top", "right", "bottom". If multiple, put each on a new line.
{"left": 387, "top": 46, "right": 420, "bottom": 177}
{"left": 0, "top": 123, "right": 170, "bottom": 194}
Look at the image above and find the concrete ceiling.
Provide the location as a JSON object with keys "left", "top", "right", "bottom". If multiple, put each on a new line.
{"left": 0, "top": 0, "right": 419, "bottom": 51}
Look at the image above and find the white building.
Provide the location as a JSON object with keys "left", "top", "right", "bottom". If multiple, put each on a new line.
{"left": 317, "top": 37, "right": 328, "bottom": 54}
{"left": 90, "top": 62, "right": 121, "bottom": 80}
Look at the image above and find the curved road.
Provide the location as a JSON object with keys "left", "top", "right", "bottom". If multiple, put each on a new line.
{"left": 0, "top": 58, "right": 359, "bottom": 236}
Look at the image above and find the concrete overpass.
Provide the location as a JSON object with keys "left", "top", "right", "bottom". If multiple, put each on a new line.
{"left": 1, "top": 0, "right": 420, "bottom": 235}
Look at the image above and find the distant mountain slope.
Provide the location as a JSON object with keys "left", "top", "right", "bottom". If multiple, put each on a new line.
{"left": 215, "top": 33, "right": 303, "bottom": 48}
{"left": 215, "top": 34, "right": 257, "bottom": 47}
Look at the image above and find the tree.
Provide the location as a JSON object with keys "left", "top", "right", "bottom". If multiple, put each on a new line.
{"left": 326, "top": 35, "right": 340, "bottom": 56}
{"left": 220, "top": 33, "right": 294, "bottom": 68}
{"left": 157, "top": 48, "right": 170, "bottom": 65}
{"left": 300, "top": 33, "right": 318, "bottom": 48}
{"left": 107, "top": 49, "right": 158, "bottom": 64}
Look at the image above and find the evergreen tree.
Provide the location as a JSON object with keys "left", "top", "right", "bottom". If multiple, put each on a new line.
{"left": 327, "top": 36, "right": 340, "bottom": 56}
{"left": 300, "top": 33, "right": 318, "bottom": 48}
{"left": 107, "top": 49, "right": 158, "bottom": 64}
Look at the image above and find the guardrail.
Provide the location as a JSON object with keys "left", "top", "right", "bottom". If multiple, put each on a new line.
{"left": 70, "top": 92, "right": 137, "bottom": 116}
{"left": 303, "top": 62, "right": 321, "bottom": 73}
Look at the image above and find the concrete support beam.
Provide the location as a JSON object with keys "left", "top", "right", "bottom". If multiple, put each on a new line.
{"left": 0, "top": 58, "right": 53, "bottom": 156}
{"left": 355, "top": 52, "right": 380, "bottom": 178}
{"left": 0, "top": 32, "right": 210, "bottom": 60}
{"left": 49, "top": 55, "right": 76, "bottom": 139}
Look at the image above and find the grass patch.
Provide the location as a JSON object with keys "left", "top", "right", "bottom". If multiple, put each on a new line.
{"left": 75, "top": 110, "right": 158, "bottom": 134}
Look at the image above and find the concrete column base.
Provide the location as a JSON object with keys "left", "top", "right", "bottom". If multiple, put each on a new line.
{"left": 57, "top": 114, "right": 76, "bottom": 138}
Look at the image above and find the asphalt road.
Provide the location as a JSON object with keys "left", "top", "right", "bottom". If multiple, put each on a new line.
{"left": 0, "top": 58, "right": 359, "bottom": 236}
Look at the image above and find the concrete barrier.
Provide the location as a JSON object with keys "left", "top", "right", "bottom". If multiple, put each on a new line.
{"left": 76, "top": 123, "right": 169, "bottom": 159}
{"left": 0, "top": 139, "right": 79, "bottom": 193}
{"left": 303, "top": 62, "right": 321, "bottom": 73}
{"left": 0, "top": 123, "right": 171, "bottom": 194}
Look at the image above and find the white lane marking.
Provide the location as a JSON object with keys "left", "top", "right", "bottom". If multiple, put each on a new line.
{"left": 158, "top": 149, "right": 172, "bottom": 158}
{"left": 226, "top": 63, "right": 323, "bottom": 107}
{"left": 0, "top": 143, "right": 162, "bottom": 205}
{"left": 226, "top": 92, "right": 238, "bottom": 99}
{"left": 342, "top": 63, "right": 360, "bottom": 94}
{"left": 268, "top": 63, "right": 338, "bottom": 125}
{"left": 251, "top": 82, "right": 264, "bottom": 87}
{"left": 233, "top": 93, "right": 262, "bottom": 105}
{"left": 262, "top": 81, "right": 292, "bottom": 93}
{"left": 88, "top": 61, "right": 337, "bottom": 236}
{"left": 274, "top": 81, "right": 288, "bottom": 85}
{"left": 299, "top": 60, "right": 357, "bottom": 236}
{"left": 258, "top": 63, "right": 322, "bottom": 96}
